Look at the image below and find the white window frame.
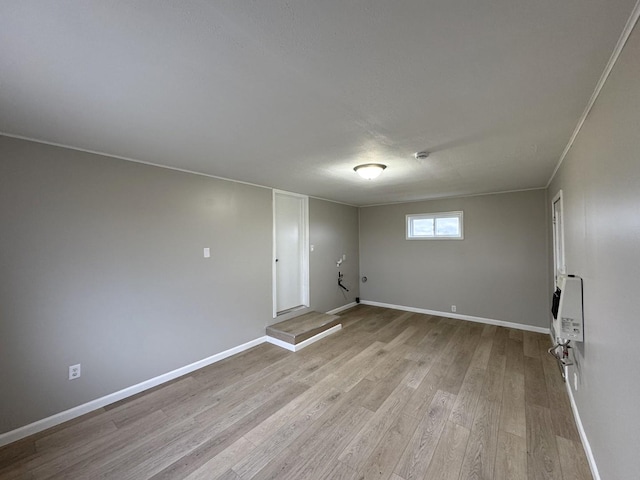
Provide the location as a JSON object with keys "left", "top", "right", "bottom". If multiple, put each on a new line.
{"left": 406, "top": 211, "right": 464, "bottom": 240}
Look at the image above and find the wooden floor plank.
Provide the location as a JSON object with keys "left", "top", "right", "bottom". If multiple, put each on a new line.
{"left": 494, "top": 431, "right": 527, "bottom": 480}
{"left": 505, "top": 336, "right": 524, "bottom": 375}
{"left": 490, "top": 327, "right": 508, "bottom": 357}
{"left": 479, "top": 353, "right": 506, "bottom": 404}
{"left": 393, "top": 390, "right": 456, "bottom": 480}
{"left": 422, "top": 421, "right": 470, "bottom": 480}
{"left": 245, "top": 379, "right": 375, "bottom": 480}
{"left": 523, "top": 331, "right": 541, "bottom": 359}
{"left": 272, "top": 406, "right": 373, "bottom": 480}
{"left": 526, "top": 404, "right": 564, "bottom": 480}
{"left": 470, "top": 334, "right": 495, "bottom": 369}
{"left": 149, "top": 383, "right": 308, "bottom": 480}
{"left": 338, "top": 383, "right": 414, "bottom": 471}
{"left": 449, "top": 365, "right": 487, "bottom": 430}
{"left": 30, "top": 410, "right": 169, "bottom": 479}
{"left": 402, "top": 314, "right": 437, "bottom": 348}
{"left": 556, "top": 435, "right": 593, "bottom": 480}
{"left": 500, "top": 368, "right": 526, "bottom": 439}
{"left": 403, "top": 322, "right": 456, "bottom": 389}
{"left": 458, "top": 399, "right": 501, "bottom": 480}
{"left": 323, "top": 461, "right": 361, "bottom": 480}
{"left": 359, "top": 413, "right": 417, "bottom": 480}
{"left": 216, "top": 469, "right": 243, "bottom": 480}
{"left": 402, "top": 358, "right": 449, "bottom": 419}
{"left": 440, "top": 327, "right": 482, "bottom": 395}
{"left": 361, "top": 354, "right": 413, "bottom": 412}
{"left": 103, "top": 376, "right": 200, "bottom": 429}
{"left": 0, "top": 305, "right": 589, "bottom": 480}
{"left": 524, "top": 356, "right": 550, "bottom": 408}
{"left": 191, "top": 344, "right": 288, "bottom": 390}
{"left": 182, "top": 437, "right": 255, "bottom": 480}
{"left": 231, "top": 388, "right": 343, "bottom": 479}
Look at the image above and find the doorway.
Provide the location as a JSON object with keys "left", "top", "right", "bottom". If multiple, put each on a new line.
{"left": 273, "top": 190, "right": 309, "bottom": 317}
{"left": 552, "top": 190, "right": 566, "bottom": 287}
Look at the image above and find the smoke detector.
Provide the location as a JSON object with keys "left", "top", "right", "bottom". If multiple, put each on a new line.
{"left": 414, "top": 151, "right": 429, "bottom": 160}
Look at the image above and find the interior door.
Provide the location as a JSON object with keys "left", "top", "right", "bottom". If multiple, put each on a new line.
{"left": 274, "top": 191, "right": 309, "bottom": 315}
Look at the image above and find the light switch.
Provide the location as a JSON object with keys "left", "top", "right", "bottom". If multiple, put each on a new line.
{"left": 203, "top": 248, "right": 210, "bottom": 258}
{"left": 310, "top": 245, "right": 315, "bottom": 252}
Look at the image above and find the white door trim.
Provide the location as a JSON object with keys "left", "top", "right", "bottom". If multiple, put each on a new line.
{"left": 272, "top": 190, "right": 309, "bottom": 317}
{"left": 551, "top": 190, "right": 566, "bottom": 288}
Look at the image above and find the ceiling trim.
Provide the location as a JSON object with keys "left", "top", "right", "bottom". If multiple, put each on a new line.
{"left": 308, "top": 195, "right": 358, "bottom": 208}
{"left": 359, "top": 186, "right": 547, "bottom": 209}
{"left": 0, "top": 131, "right": 357, "bottom": 208}
{"left": 0, "top": 131, "right": 272, "bottom": 191}
{"left": 546, "top": 0, "right": 640, "bottom": 188}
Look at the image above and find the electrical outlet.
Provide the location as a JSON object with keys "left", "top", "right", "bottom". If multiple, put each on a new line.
{"left": 69, "top": 364, "right": 81, "bottom": 380}
{"left": 573, "top": 371, "right": 578, "bottom": 391}
{"left": 451, "top": 305, "right": 457, "bottom": 313}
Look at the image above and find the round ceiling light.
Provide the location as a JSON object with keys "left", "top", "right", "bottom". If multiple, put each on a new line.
{"left": 353, "top": 163, "right": 387, "bottom": 180}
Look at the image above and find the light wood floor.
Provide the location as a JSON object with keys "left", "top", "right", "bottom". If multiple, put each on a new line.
{"left": 0, "top": 306, "right": 592, "bottom": 480}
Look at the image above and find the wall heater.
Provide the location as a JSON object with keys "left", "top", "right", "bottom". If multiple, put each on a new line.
{"left": 549, "top": 274, "right": 584, "bottom": 378}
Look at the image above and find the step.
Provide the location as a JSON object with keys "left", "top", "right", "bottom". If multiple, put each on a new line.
{"left": 266, "top": 311, "right": 341, "bottom": 351}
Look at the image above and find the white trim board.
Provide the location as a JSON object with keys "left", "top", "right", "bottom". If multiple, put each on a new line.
{"left": 266, "top": 324, "right": 342, "bottom": 352}
{"left": 0, "top": 133, "right": 273, "bottom": 191}
{"left": 0, "top": 336, "right": 268, "bottom": 448}
{"left": 547, "top": 0, "right": 640, "bottom": 187}
{"left": 360, "top": 300, "right": 550, "bottom": 334}
{"left": 566, "top": 375, "right": 601, "bottom": 480}
{"left": 0, "top": 301, "right": 352, "bottom": 448}
{"left": 272, "top": 189, "right": 310, "bottom": 318}
{"left": 326, "top": 301, "right": 358, "bottom": 315}
{"left": 360, "top": 187, "right": 545, "bottom": 208}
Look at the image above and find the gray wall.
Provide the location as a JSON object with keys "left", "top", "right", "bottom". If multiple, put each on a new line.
{"left": 547, "top": 20, "right": 640, "bottom": 479}
{"left": 359, "top": 190, "right": 549, "bottom": 328}
{"left": 0, "top": 136, "right": 357, "bottom": 435}
{"left": 309, "top": 198, "right": 359, "bottom": 313}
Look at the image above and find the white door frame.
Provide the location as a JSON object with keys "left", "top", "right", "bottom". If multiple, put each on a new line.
{"left": 551, "top": 190, "right": 566, "bottom": 288}
{"left": 272, "top": 190, "right": 309, "bottom": 317}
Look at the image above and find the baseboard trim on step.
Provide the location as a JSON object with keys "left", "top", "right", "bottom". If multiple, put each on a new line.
{"left": 360, "top": 300, "right": 550, "bottom": 334}
{"left": 266, "top": 324, "right": 342, "bottom": 352}
{"left": 326, "top": 302, "right": 358, "bottom": 315}
{"left": 0, "top": 336, "right": 268, "bottom": 448}
{"left": 565, "top": 377, "right": 601, "bottom": 480}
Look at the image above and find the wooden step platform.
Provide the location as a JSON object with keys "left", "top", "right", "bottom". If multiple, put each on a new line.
{"left": 266, "top": 311, "right": 341, "bottom": 352}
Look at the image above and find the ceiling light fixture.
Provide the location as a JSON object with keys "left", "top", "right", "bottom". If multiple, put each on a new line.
{"left": 354, "top": 163, "right": 387, "bottom": 180}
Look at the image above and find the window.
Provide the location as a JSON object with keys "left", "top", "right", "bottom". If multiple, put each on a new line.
{"left": 406, "top": 211, "right": 464, "bottom": 239}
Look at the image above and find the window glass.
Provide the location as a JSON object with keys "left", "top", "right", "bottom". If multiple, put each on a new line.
{"left": 435, "top": 217, "right": 460, "bottom": 236}
{"left": 412, "top": 218, "right": 434, "bottom": 237}
{"left": 407, "top": 211, "right": 463, "bottom": 239}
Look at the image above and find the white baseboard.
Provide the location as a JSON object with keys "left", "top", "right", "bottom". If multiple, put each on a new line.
{"left": 565, "top": 378, "right": 600, "bottom": 480}
{"left": 0, "top": 300, "right": 547, "bottom": 448}
{"left": 0, "top": 336, "right": 267, "bottom": 448}
{"left": 326, "top": 302, "right": 358, "bottom": 315}
{"left": 266, "top": 324, "right": 342, "bottom": 352}
{"left": 360, "top": 300, "right": 550, "bottom": 334}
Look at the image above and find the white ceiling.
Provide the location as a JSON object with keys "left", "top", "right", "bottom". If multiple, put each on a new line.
{"left": 1, "top": 1, "right": 636, "bottom": 206}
